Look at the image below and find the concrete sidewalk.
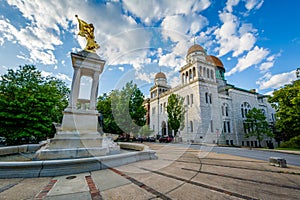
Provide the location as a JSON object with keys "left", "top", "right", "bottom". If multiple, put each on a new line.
{"left": 1, "top": 143, "right": 300, "bottom": 200}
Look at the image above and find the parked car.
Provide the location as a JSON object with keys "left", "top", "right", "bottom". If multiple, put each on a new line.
{"left": 135, "top": 136, "right": 145, "bottom": 143}
{"left": 0, "top": 137, "right": 6, "bottom": 144}
{"left": 159, "top": 135, "right": 173, "bottom": 143}
{"left": 146, "top": 136, "right": 156, "bottom": 142}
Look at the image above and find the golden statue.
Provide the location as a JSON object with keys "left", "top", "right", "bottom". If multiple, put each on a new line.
{"left": 75, "top": 15, "right": 100, "bottom": 52}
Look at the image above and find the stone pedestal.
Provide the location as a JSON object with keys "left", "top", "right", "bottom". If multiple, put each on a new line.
{"left": 62, "top": 51, "right": 105, "bottom": 132}
{"left": 62, "top": 110, "right": 99, "bottom": 132}
{"left": 36, "top": 51, "right": 120, "bottom": 160}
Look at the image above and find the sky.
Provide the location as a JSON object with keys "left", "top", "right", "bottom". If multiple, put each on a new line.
{"left": 0, "top": 0, "right": 299, "bottom": 98}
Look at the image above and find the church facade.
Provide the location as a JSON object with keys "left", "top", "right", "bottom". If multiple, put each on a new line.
{"left": 149, "top": 44, "right": 276, "bottom": 147}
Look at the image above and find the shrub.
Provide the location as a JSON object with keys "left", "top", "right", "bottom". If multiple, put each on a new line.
{"left": 280, "top": 135, "right": 300, "bottom": 149}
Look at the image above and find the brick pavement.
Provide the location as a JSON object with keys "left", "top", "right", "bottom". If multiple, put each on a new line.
{"left": 0, "top": 143, "right": 300, "bottom": 200}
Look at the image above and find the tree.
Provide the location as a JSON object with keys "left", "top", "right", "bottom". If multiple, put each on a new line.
{"left": 97, "top": 92, "right": 122, "bottom": 134}
{"left": 244, "top": 108, "right": 273, "bottom": 147}
{"left": 138, "top": 125, "right": 154, "bottom": 137}
{"left": 166, "top": 94, "right": 185, "bottom": 136}
{"left": 97, "top": 81, "right": 146, "bottom": 135}
{"left": 0, "top": 65, "right": 69, "bottom": 144}
{"left": 268, "top": 76, "right": 300, "bottom": 141}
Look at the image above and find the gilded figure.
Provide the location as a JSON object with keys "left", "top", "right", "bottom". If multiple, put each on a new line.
{"left": 75, "top": 15, "right": 100, "bottom": 52}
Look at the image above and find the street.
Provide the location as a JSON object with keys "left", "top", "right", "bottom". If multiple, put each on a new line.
{"left": 1, "top": 143, "right": 300, "bottom": 199}
{"left": 161, "top": 143, "right": 300, "bottom": 166}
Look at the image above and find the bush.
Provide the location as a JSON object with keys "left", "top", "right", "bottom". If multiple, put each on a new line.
{"left": 280, "top": 135, "right": 300, "bottom": 149}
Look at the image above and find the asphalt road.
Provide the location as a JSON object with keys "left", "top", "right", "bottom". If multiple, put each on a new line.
{"left": 195, "top": 145, "right": 300, "bottom": 166}
{"left": 164, "top": 143, "right": 300, "bottom": 166}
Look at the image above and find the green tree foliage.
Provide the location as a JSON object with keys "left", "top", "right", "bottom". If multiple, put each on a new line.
{"left": 138, "top": 125, "right": 154, "bottom": 137}
{"left": 97, "top": 81, "right": 146, "bottom": 135}
{"left": 97, "top": 92, "right": 122, "bottom": 134}
{"left": 244, "top": 108, "right": 273, "bottom": 147}
{"left": 166, "top": 94, "right": 185, "bottom": 136}
{"left": 0, "top": 65, "right": 69, "bottom": 144}
{"left": 280, "top": 135, "right": 300, "bottom": 149}
{"left": 268, "top": 77, "right": 300, "bottom": 141}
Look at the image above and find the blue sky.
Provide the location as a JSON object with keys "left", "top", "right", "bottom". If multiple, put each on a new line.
{"left": 0, "top": 0, "right": 299, "bottom": 98}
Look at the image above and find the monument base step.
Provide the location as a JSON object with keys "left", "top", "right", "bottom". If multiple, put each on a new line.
{"left": 35, "top": 147, "right": 108, "bottom": 160}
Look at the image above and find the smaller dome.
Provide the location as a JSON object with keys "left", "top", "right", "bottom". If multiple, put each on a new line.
{"left": 187, "top": 44, "right": 205, "bottom": 55}
{"left": 206, "top": 55, "right": 224, "bottom": 68}
{"left": 155, "top": 72, "right": 166, "bottom": 79}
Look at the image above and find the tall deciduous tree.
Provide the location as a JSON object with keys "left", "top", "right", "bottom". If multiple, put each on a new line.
{"left": 0, "top": 65, "right": 69, "bottom": 144}
{"left": 244, "top": 107, "right": 273, "bottom": 147}
{"left": 167, "top": 94, "right": 185, "bottom": 136}
{"left": 97, "top": 81, "right": 146, "bottom": 135}
{"left": 96, "top": 92, "right": 122, "bottom": 134}
{"left": 268, "top": 74, "right": 300, "bottom": 141}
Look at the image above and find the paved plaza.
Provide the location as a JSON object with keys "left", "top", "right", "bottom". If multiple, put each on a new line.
{"left": 0, "top": 143, "right": 300, "bottom": 200}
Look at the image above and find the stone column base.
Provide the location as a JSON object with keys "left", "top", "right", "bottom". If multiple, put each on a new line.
{"left": 61, "top": 109, "right": 99, "bottom": 132}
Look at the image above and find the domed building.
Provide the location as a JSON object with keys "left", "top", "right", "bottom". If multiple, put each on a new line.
{"left": 149, "top": 43, "right": 276, "bottom": 147}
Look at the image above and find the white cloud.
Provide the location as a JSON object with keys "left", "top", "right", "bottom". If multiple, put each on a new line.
{"left": 259, "top": 52, "right": 281, "bottom": 72}
{"left": 256, "top": 70, "right": 297, "bottom": 90}
{"left": 159, "top": 51, "right": 186, "bottom": 70}
{"left": 0, "top": 37, "right": 4, "bottom": 46}
{"left": 1, "top": 0, "right": 72, "bottom": 65}
{"left": 118, "top": 67, "right": 124, "bottom": 72}
{"left": 123, "top": 0, "right": 211, "bottom": 25}
{"left": 3, "top": 0, "right": 154, "bottom": 72}
{"left": 161, "top": 14, "right": 208, "bottom": 43}
{"left": 245, "top": 0, "right": 264, "bottom": 11}
{"left": 41, "top": 71, "right": 71, "bottom": 82}
{"left": 41, "top": 71, "right": 52, "bottom": 77}
{"left": 56, "top": 73, "right": 72, "bottom": 82}
{"left": 214, "top": 12, "right": 257, "bottom": 57}
{"left": 135, "top": 71, "right": 156, "bottom": 83}
{"left": 259, "top": 62, "right": 274, "bottom": 72}
{"left": 226, "top": 46, "right": 269, "bottom": 76}
{"left": 225, "top": 0, "right": 240, "bottom": 12}
{"left": 158, "top": 12, "right": 209, "bottom": 71}
{"left": 169, "top": 76, "right": 181, "bottom": 88}
{"left": 158, "top": 40, "right": 188, "bottom": 70}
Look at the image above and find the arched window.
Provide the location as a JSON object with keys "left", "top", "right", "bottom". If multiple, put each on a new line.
{"left": 190, "top": 121, "right": 193, "bottom": 132}
{"left": 223, "top": 121, "right": 231, "bottom": 133}
{"left": 189, "top": 69, "right": 192, "bottom": 79}
{"left": 193, "top": 67, "right": 196, "bottom": 79}
{"left": 182, "top": 74, "right": 185, "bottom": 84}
{"left": 185, "top": 72, "right": 188, "bottom": 83}
{"left": 190, "top": 94, "right": 193, "bottom": 105}
{"left": 241, "top": 102, "right": 251, "bottom": 118}
{"left": 222, "top": 103, "right": 229, "bottom": 116}
{"left": 207, "top": 68, "right": 210, "bottom": 78}
{"left": 152, "top": 107, "right": 156, "bottom": 115}
{"left": 205, "top": 93, "right": 212, "bottom": 104}
{"left": 199, "top": 66, "right": 202, "bottom": 77}
{"left": 211, "top": 69, "right": 214, "bottom": 79}
{"left": 261, "top": 109, "right": 266, "bottom": 116}
{"left": 187, "top": 95, "right": 190, "bottom": 105}
{"left": 203, "top": 68, "right": 206, "bottom": 78}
